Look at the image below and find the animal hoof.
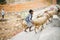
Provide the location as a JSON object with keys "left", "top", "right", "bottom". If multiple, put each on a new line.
{"left": 35, "top": 32, "right": 37, "bottom": 34}
{"left": 40, "top": 29, "right": 43, "bottom": 31}
{"left": 29, "top": 30, "right": 33, "bottom": 32}
{"left": 24, "top": 30, "right": 27, "bottom": 32}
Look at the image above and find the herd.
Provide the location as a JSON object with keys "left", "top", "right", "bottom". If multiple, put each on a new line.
{"left": 19, "top": 4, "right": 60, "bottom": 33}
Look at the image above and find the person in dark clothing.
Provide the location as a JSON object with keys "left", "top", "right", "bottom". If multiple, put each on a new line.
{"left": 25, "top": 9, "right": 34, "bottom": 32}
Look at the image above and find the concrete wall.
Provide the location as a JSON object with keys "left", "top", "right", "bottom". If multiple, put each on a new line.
{"left": 5, "top": 0, "right": 52, "bottom": 4}
{"left": 6, "top": 0, "right": 15, "bottom": 4}
{"left": 6, "top": 0, "right": 34, "bottom": 4}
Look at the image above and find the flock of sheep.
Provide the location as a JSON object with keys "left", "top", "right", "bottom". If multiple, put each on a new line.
{"left": 19, "top": 4, "right": 60, "bottom": 33}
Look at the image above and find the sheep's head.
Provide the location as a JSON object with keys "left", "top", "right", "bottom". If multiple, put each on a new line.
{"left": 44, "top": 10, "right": 52, "bottom": 19}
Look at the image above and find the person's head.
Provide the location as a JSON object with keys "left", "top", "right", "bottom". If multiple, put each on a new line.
{"left": 29, "top": 9, "right": 34, "bottom": 14}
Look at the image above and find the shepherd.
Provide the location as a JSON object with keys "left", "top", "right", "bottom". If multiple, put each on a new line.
{"left": 25, "top": 9, "right": 34, "bottom": 32}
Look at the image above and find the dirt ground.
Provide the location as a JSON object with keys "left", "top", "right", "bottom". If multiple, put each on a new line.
{"left": 0, "top": 12, "right": 23, "bottom": 40}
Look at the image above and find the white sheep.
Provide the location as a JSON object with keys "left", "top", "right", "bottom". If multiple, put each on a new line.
{"left": 32, "top": 13, "right": 50, "bottom": 33}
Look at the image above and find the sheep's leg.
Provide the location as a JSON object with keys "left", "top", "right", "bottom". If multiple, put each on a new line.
{"left": 24, "top": 27, "right": 28, "bottom": 32}
{"left": 40, "top": 25, "right": 44, "bottom": 31}
{"left": 50, "top": 16, "right": 53, "bottom": 22}
{"left": 48, "top": 19, "right": 51, "bottom": 22}
{"left": 49, "top": 16, "right": 53, "bottom": 22}
{"left": 34, "top": 27, "right": 37, "bottom": 33}
{"left": 42, "top": 25, "right": 44, "bottom": 29}
{"left": 46, "top": 20, "right": 49, "bottom": 25}
{"left": 29, "top": 26, "right": 33, "bottom": 32}
{"left": 46, "top": 18, "right": 51, "bottom": 25}
{"left": 48, "top": 18, "right": 52, "bottom": 23}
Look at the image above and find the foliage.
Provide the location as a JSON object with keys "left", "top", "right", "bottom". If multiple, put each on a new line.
{"left": 0, "top": 0, "right": 6, "bottom": 5}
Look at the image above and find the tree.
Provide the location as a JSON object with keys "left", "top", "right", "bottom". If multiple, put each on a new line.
{"left": 0, "top": 0, "right": 6, "bottom": 5}
{"left": 57, "top": 0, "right": 60, "bottom": 4}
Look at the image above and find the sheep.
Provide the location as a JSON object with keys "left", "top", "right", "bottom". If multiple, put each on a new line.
{"left": 47, "top": 4, "right": 60, "bottom": 22}
{"left": 41, "top": 11, "right": 52, "bottom": 25}
{"left": 48, "top": 10, "right": 57, "bottom": 22}
{"left": 32, "top": 13, "right": 50, "bottom": 33}
{"left": 44, "top": 10, "right": 56, "bottom": 23}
